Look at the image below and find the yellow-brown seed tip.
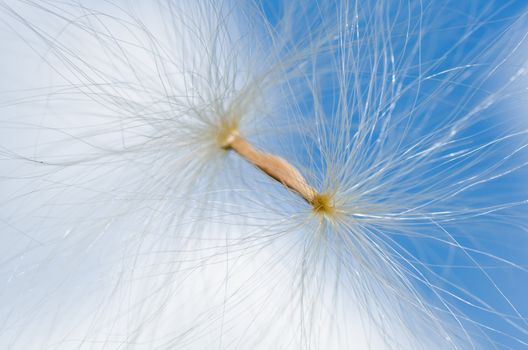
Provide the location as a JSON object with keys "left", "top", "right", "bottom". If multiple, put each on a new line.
{"left": 217, "top": 119, "right": 239, "bottom": 149}
{"left": 311, "top": 192, "right": 335, "bottom": 215}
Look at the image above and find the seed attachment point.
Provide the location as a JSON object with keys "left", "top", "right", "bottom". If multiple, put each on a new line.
{"left": 310, "top": 192, "right": 336, "bottom": 216}
{"left": 217, "top": 119, "right": 240, "bottom": 150}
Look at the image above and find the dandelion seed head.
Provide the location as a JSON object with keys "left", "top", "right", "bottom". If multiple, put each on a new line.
{"left": 1, "top": 0, "right": 528, "bottom": 349}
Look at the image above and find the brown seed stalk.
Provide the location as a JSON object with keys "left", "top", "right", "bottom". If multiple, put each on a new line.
{"left": 222, "top": 131, "right": 317, "bottom": 204}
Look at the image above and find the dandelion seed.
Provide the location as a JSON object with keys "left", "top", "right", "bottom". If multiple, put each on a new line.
{"left": 1, "top": 0, "right": 528, "bottom": 349}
